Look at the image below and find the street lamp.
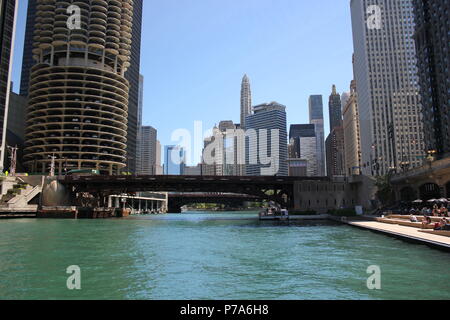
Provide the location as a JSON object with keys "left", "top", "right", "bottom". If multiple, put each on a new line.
{"left": 400, "top": 161, "right": 410, "bottom": 172}
{"left": 426, "top": 149, "right": 437, "bottom": 163}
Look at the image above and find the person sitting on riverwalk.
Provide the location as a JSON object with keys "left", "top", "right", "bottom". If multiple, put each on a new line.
{"left": 434, "top": 219, "right": 449, "bottom": 231}
{"left": 422, "top": 216, "right": 432, "bottom": 229}
{"left": 439, "top": 206, "right": 448, "bottom": 217}
{"left": 444, "top": 219, "right": 450, "bottom": 231}
{"left": 410, "top": 215, "right": 418, "bottom": 222}
{"left": 432, "top": 207, "right": 440, "bottom": 216}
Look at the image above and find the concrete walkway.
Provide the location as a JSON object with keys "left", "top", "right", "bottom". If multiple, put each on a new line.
{"left": 348, "top": 220, "right": 450, "bottom": 251}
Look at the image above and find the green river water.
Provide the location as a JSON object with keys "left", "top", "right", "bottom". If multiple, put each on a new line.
{"left": 0, "top": 212, "right": 449, "bottom": 300}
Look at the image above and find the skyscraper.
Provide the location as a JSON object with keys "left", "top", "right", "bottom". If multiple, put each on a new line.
{"left": 155, "top": 140, "right": 162, "bottom": 175}
{"left": 289, "top": 124, "right": 318, "bottom": 177}
{"left": 201, "top": 121, "right": 246, "bottom": 176}
{"left": 19, "top": 0, "right": 36, "bottom": 97}
{"left": 21, "top": 0, "right": 143, "bottom": 174}
{"left": 328, "top": 85, "right": 342, "bottom": 130}
{"left": 202, "top": 124, "right": 229, "bottom": 176}
{"left": 138, "top": 126, "right": 157, "bottom": 175}
{"left": 24, "top": 0, "right": 136, "bottom": 175}
{"left": 326, "top": 127, "right": 345, "bottom": 177}
{"left": 343, "top": 80, "right": 362, "bottom": 176}
{"left": 0, "top": 0, "right": 18, "bottom": 170}
{"left": 240, "top": 74, "right": 252, "bottom": 129}
{"left": 245, "top": 102, "right": 288, "bottom": 176}
{"left": 351, "top": 0, "right": 425, "bottom": 176}
{"left": 164, "top": 145, "right": 185, "bottom": 175}
{"left": 124, "top": 0, "right": 143, "bottom": 173}
{"left": 326, "top": 85, "right": 345, "bottom": 177}
{"left": 413, "top": 0, "right": 450, "bottom": 157}
{"left": 308, "top": 95, "right": 325, "bottom": 176}
{"left": 136, "top": 74, "right": 144, "bottom": 172}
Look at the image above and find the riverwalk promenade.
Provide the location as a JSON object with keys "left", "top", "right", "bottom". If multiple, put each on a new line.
{"left": 347, "top": 220, "right": 450, "bottom": 251}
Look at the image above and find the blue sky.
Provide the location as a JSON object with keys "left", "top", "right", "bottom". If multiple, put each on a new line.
{"left": 11, "top": 0, "right": 354, "bottom": 165}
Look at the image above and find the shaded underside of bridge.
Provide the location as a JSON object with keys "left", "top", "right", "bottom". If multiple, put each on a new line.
{"left": 60, "top": 175, "right": 330, "bottom": 209}
{"left": 167, "top": 193, "right": 262, "bottom": 212}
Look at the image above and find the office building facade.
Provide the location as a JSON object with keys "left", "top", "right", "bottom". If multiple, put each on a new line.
{"left": 413, "top": 0, "right": 450, "bottom": 157}
{"left": 240, "top": 74, "right": 252, "bottom": 129}
{"left": 308, "top": 95, "right": 325, "bottom": 176}
{"left": 343, "top": 80, "right": 362, "bottom": 176}
{"left": 138, "top": 126, "right": 157, "bottom": 175}
{"left": 326, "top": 126, "right": 345, "bottom": 177}
{"left": 202, "top": 121, "right": 246, "bottom": 176}
{"left": 0, "top": 0, "right": 17, "bottom": 170}
{"left": 328, "top": 85, "right": 343, "bottom": 130}
{"left": 164, "top": 145, "right": 185, "bottom": 175}
{"left": 351, "top": 0, "right": 425, "bottom": 176}
{"left": 19, "top": 0, "right": 36, "bottom": 97}
{"left": 245, "top": 102, "right": 288, "bottom": 176}
{"left": 124, "top": 0, "right": 143, "bottom": 173}
{"left": 289, "top": 124, "right": 318, "bottom": 177}
{"left": 326, "top": 85, "right": 345, "bottom": 177}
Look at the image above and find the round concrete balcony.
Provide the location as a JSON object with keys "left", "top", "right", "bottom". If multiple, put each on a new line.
{"left": 25, "top": 0, "right": 135, "bottom": 174}
{"left": 24, "top": 64, "right": 129, "bottom": 175}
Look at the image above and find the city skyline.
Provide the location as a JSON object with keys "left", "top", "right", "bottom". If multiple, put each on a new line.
{"left": 10, "top": 0, "right": 354, "bottom": 165}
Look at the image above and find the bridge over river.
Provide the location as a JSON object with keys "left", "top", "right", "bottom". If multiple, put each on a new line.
{"left": 58, "top": 175, "right": 329, "bottom": 211}
{"left": 41, "top": 174, "right": 375, "bottom": 213}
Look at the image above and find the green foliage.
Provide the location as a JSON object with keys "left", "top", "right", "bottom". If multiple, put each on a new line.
{"left": 375, "top": 174, "right": 395, "bottom": 206}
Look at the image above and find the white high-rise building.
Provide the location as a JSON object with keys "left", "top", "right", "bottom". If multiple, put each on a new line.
{"left": 240, "top": 74, "right": 252, "bottom": 129}
{"left": 155, "top": 140, "right": 162, "bottom": 175}
{"left": 350, "top": 0, "right": 425, "bottom": 176}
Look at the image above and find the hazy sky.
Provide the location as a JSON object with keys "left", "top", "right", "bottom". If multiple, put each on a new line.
{"left": 11, "top": 0, "right": 354, "bottom": 165}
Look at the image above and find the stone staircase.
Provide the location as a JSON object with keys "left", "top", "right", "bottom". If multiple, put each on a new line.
{"left": 0, "top": 177, "right": 41, "bottom": 213}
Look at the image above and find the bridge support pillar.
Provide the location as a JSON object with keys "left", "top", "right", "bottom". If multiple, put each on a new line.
{"left": 168, "top": 201, "right": 181, "bottom": 213}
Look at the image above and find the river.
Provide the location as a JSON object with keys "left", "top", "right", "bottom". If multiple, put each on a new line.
{"left": 0, "top": 212, "right": 449, "bottom": 300}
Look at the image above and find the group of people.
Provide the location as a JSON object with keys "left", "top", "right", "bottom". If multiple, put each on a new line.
{"left": 416, "top": 216, "right": 450, "bottom": 231}
{"left": 409, "top": 203, "right": 449, "bottom": 217}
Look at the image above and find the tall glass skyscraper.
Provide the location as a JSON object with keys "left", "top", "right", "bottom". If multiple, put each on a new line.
{"left": 19, "top": 0, "right": 36, "bottom": 97}
{"left": 308, "top": 95, "right": 325, "bottom": 176}
{"left": 245, "top": 102, "right": 288, "bottom": 176}
{"left": 138, "top": 126, "right": 157, "bottom": 175}
{"left": 289, "top": 124, "right": 318, "bottom": 177}
{"left": 125, "top": 0, "right": 143, "bottom": 173}
{"left": 0, "top": 0, "right": 18, "bottom": 170}
{"left": 164, "top": 145, "right": 186, "bottom": 175}
{"left": 351, "top": 0, "right": 425, "bottom": 176}
{"left": 413, "top": 0, "right": 450, "bottom": 157}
